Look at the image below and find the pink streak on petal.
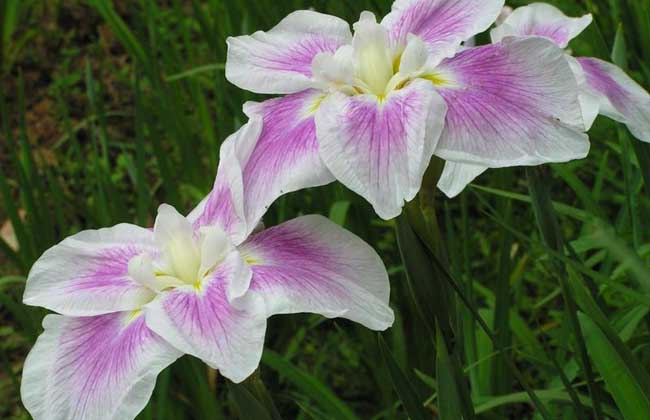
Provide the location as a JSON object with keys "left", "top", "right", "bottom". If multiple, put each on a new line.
{"left": 67, "top": 246, "right": 143, "bottom": 293}
{"left": 252, "top": 36, "right": 340, "bottom": 77}
{"left": 52, "top": 314, "right": 170, "bottom": 418}
{"left": 578, "top": 57, "right": 630, "bottom": 109}
{"left": 240, "top": 90, "right": 334, "bottom": 227}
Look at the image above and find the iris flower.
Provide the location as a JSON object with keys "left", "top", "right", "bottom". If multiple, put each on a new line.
{"left": 439, "top": 2, "right": 650, "bottom": 196}
{"left": 20, "top": 125, "right": 394, "bottom": 420}
{"left": 226, "top": 0, "right": 590, "bottom": 219}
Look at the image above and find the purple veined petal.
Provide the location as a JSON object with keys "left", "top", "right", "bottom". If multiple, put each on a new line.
{"left": 433, "top": 36, "right": 590, "bottom": 167}
{"left": 21, "top": 312, "right": 181, "bottom": 420}
{"left": 315, "top": 79, "right": 447, "bottom": 220}
{"left": 187, "top": 115, "right": 263, "bottom": 245}
{"left": 226, "top": 10, "right": 352, "bottom": 95}
{"left": 144, "top": 250, "right": 267, "bottom": 383}
{"left": 437, "top": 161, "right": 487, "bottom": 198}
{"left": 490, "top": 3, "right": 592, "bottom": 49}
{"left": 240, "top": 215, "right": 394, "bottom": 331}
{"left": 240, "top": 90, "right": 336, "bottom": 228}
{"left": 578, "top": 57, "right": 650, "bottom": 143}
{"left": 23, "top": 224, "right": 157, "bottom": 316}
{"left": 381, "top": 0, "right": 504, "bottom": 60}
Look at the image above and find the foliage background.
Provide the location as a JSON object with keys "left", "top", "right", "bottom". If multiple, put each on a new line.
{"left": 1, "top": 0, "right": 650, "bottom": 418}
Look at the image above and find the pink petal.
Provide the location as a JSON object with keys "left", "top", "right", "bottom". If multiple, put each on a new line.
{"left": 241, "top": 215, "right": 394, "bottom": 330}
{"left": 315, "top": 79, "right": 447, "bottom": 219}
{"left": 226, "top": 10, "right": 352, "bottom": 94}
{"left": 187, "top": 116, "right": 262, "bottom": 244}
{"left": 240, "top": 90, "right": 335, "bottom": 227}
{"left": 433, "top": 37, "right": 589, "bottom": 167}
{"left": 491, "top": 3, "right": 592, "bottom": 49}
{"left": 578, "top": 57, "right": 650, "bottom": 142}
{"left": 381, "top": 0, "right": 503, "bottom": 59}
{"left": 21, "top": 313, "right": 180, "bottom": 420}
{"left": 144, "top": 251, "right": 267, "bottom": 383}
{"left": 23, "top": 224, "right": 157, "bottom": 316}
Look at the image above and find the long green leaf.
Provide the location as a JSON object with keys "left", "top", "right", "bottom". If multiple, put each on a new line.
{"left": 262, "top": 350, "right": 359, "bottom": 420}
{"left": 579, "top": 311, "right": 650, "bottom": 420}
{"left": 377, "top": 335, "right": 427, "bottom": 420}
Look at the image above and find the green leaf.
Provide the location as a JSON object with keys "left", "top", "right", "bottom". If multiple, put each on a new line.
{"left": 328, "top": 200, "right": 351, "bottom": 227}
{"left": 228, "top": 382, "right": 274, "bottom": 420}
{"left": 377, "top": 335, "right": 428, "bottom": 420}
{"left": 435, "top": 328, "right": 464, "bottom": 420}
{"left": 262, "top": 350, "right": 359, "bottom": 420}
{"left": 578, "top": 311, "right": 650, "bottom": 420}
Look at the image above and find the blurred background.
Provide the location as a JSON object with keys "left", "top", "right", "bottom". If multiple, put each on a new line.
{"left": 1, "top": 0, "right": 650, "bottom": 418}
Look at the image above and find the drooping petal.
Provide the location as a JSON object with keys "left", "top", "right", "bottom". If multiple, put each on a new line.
{"left": 490, "top": 3, "right": 592, "bottom": 49}
{"left": 432, "top": 37, "right": 589, "bottom": 167}
{"left": 381, "top": 0, "right": 504, "bottom": 61}
{"left": 437, "top": 161, "right": 487, "bottom": 198}
{"left": 240, "top": 91, "right": 335, "bottom": 228}
{"left": 578, "top": 57, "right": 650, "bottom": 142}
{"left": 187, "top": 116, "right": 263, "bottom": 244}
{"left": 226, "top": 10, "right": 352, "bottom": 94}
{"left": 316, "top": 79, "right": 447, "bottom": 220}
{"left": 23, "top": 224, "right": 157, "bottom": 316}
{"left": 144, "top": 251, "right": 267, "bottom": 383}
{"left": 21, "top": 313, "right": 181, "bottom": 420}
{"left": 240, "top": 215, "right": 394, "bottom": 330}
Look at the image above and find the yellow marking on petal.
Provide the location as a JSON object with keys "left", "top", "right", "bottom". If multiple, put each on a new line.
{"left": 307, "top": 93, "right": 327, "bottom": 115}
{"left": 392, "top": 52, "right": 403, "bottom": 74}
{"left": 244, "top": 255, "right": 262, "bottom": 266}
{"left": 422, "top": 73, "right": 452, "bottom": 87}
{"left": 125, "top": 309, "right": 142, "bottom": 324}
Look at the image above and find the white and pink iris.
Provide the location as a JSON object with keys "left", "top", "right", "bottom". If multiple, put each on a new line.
{"left": 226, "top": 0, "right": 594, "bottom": 219}
{"left": 20, "top": 127, "right": 394, "bottom": 420}
{"left": 439, "top": 2, "right": 650, "bottom": 196}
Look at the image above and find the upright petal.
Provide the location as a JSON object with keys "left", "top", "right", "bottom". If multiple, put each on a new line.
{"left": 187, "top": 116, "right": 262, "bottom": 244}
{"left": 23, "top": 224, "right": 156, "bottom": 316}
{"left": 144, "top": 251, "right": 267, "bottom": 383}
{"left": 240, "top": 215, "right": 394, "bottom": 331}
{"left": 240, "top": 91, "right": 335, "bottom": 227}
{"left": 567, "top": 55, "right": 601, "bottom": 131}
{"left": 437, "top": 161, "right": 487, "bottom": 198}
{"left": 490, "top": 3, "right": 592, "bottom": 49}
{"left": 381, "top": 0, "right": 504, "bottom": 60}
{"left": 316, "top": 79, "right": 447, "bottom": 219}
{"left": 226, "top": 11, "right": 352, "bottom": 94}
{"left": 578, "top": 57, "right": 650, "bottom": 142}
{"left": 21, "top": 313, "right": 181, "bottom": 420}
{"left": 433, "top": 37, "right": 589, "bottom": 167}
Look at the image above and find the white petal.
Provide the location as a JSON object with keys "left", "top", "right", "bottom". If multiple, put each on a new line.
{"left": 187, "top": 115, "right": 263, "bottom": 244}
{"left": 491, "top": 3, "right": 592, "bottom": 48}
{"left": 240, "top": 215, "right": 394, "bottom": 330}
{"left": 21, "top": 313, "right": 181, "bottom": 420}
{"left": 316, "top": 79, "right": 447, "bottom": 220}
{"left": 226, "top": 10, "right": 352, "bottom": 94}
{"left": 437, "top": 161, "right": 487, "bottom": 198}
{"left": 239, "top": 91, "right": 336, "bottom": 229}
{"left": 566, "top": 55, "right": 601, "bottom": 130}
{"left": 578, "top": 57, "right": 650, "bottom": 143}
{"left": 144, "top": 251, "right": 266, "bottom": 383}
{"left": 154, "top": 204, "right": 200, "bottom": 285}
{"left": 433, "top": 37, "right": 589, "bottom": 167}
{"left": 382, "top": 0, "right": 504, "bottom": 62}
{"left": 23, "top": 224, "right": 156, "bottom": 316}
